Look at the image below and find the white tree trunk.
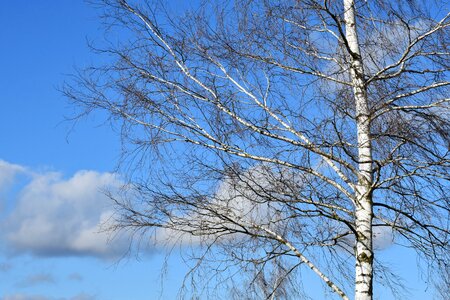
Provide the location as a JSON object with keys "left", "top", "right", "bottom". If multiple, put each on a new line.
{"left": 343, "top": 0, "right": 374, "bottom": 299}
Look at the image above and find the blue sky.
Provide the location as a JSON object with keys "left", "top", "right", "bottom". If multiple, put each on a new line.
{"left": 0, "top": 2, "right": 185, "bottom": 299}
{"left": 0, "top": 1, "right": 442, "bottom": 300}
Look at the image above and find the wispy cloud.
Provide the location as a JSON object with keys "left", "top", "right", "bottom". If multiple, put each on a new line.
{"left": 373, "top": 226, "right": 394, "bottom": 250}
{"left": 154, "top": 163, "right": 395, "bottom": 250}
{"left": 67, "top": 293, "right": 96, "bottom": 300}
{"left": 0, "top": 160, "right": 26, "bottom": 192}
{"left": 16, "top": 273, "right": 55, "bottom": 288}
{"left": 1, "top": 294, "right": 51, "bottom": 300}
{"left": 68, "top": 272, "right": 83, "bottom": 282}
{"left": 1, "top": 293, "right": 96, "bottom": 300}
{"left": 0, "top": 262, "right": 12, "bottom": 272}
{"left": 149, "top": 164, "right": 307, "bottom": 247}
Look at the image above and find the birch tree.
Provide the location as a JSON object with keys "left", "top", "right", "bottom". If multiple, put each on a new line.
{"left": 65, "top": 0, "right": 450, "bottom": 299}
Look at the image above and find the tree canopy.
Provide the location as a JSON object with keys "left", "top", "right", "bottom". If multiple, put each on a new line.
{"left": 65, "top": 0, "right": 450, "bottom": 299}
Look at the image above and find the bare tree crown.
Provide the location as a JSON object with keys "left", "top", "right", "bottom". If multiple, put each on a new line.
{"left": 65, "top": 0, "right": 449, "bottom": 299}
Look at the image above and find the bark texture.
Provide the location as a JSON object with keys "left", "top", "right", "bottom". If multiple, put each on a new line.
{"left": 65, "top": 0, "right": 450, "bottom": 299}
{"left": 344, "top": 0, "right": 374, "bottom": 299}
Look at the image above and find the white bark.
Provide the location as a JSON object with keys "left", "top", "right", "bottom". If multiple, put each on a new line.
{"left": 256, "top": 225, "right": 350, "bottom": 300}
{"left": 67, "top": 1, "right": 450, "bottom": 298}
{"left": 343, "top": 0, "right": 374, "bottom": 299}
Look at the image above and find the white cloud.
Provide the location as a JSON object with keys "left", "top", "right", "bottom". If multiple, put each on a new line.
{"left": 163, "top": 163, "right": 396, "bottom": 251}
{"left": 373, "top": 226, "right": 394, "bottom": 250}
{"left": 151, "top": 164, "right": 299, "bottom": 247}
{"left": 0, "top": 160, "right": 26, "bottom": 192}
{"left": 1, "top": 165, "right": 130, "bottom": 259}
{"left": 337, "top": 225, "right": 394, "bottom": 252}
{"left": 0, "top": 159, "right": 395, "bottom": 259}
{"left": 214, "top": 164, "right": 278, "bottom": 224}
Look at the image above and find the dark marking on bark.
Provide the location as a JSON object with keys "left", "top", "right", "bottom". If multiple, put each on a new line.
{"left": 357, "top": 231, "right": 367, "bottom": 240}
{"left": 357, "top": 252, "right": 373, "bottom": 264}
